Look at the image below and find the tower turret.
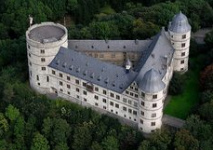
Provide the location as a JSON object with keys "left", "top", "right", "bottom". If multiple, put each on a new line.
{"left": 168, "top": 12, "right": 191, "bottom": 73}
{"left": 137, "top": 69, "right": 166, "bottom": 133}
{"left": 26, "top": 22, "right": 68, "bottom": 94}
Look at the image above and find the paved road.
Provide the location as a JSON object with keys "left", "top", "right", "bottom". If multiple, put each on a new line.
{"left": 162, "top": 114, "right": 185, "bottom": 128}
{"left": 192, "top": 28, "right": 212, "bottom": 44}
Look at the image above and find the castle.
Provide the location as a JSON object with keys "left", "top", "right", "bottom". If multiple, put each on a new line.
{"left": 26, "top": 12, "right": 191, "bottom": 133}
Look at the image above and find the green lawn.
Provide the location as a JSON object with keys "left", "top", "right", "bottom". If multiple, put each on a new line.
{"left": 164, "top": 56, "right": 205, "bottom": 119}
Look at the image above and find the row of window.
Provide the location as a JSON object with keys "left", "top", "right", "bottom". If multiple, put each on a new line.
{"left": 141, "top": 92, "right": 158, "bottom": 99}
{"left": 123, "top": 98, "right": 138, "bottom": 107}
{"left": 140, "top": 111, "right": 157, "bottom": 118}
{"left": 140, "top": 119, "right": 156, "bottom": 126}
{"left": 141, "top": 101, "right": 157, "bottom": 108}
{"left": 171, "top": 34, "right": 187, "bottom": 39}
{"left": 125, "top": 90, "right": 139, "bottom": 98}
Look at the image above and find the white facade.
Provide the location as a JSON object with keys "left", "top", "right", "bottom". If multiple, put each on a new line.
{"left": 26, "top": 12, "right": 190, "bottom": 134}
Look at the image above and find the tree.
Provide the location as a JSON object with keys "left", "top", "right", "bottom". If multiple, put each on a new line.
{"left": 0, "top": 113, "right": 9, "bottom": 137}
{"left": 102, "top": 136, "right": 119, "bottom": 150}
{"left": 72, "top": 122, "right": 93, "bottom": 150}
{"left": 90, "top": 142, "right": 103, "bottom": 150}
{"left": 174, "top": 129, "right": 199, "bottom": 150}
{"left": 31, "top": 132, "right": 50, "bottom": 150}
{"left": 5, "top": 104, "right": 20, "bottom": 122}
{"left": 169, "top": 73, "right": 185, "bottom": 95}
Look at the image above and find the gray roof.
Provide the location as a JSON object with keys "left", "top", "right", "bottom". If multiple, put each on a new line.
{"left": 48, "top": 47, "right": 138, "bottom": 93}
{"left": 49, "top": 28, "right": 174, "bottom": 94}
{"left": 138, "top": 68, "right": 165, "bottom": 93}
{"left": 169, "top": 12, "right": 191, "bottom": 33}
{"left": 68, "top": 40, "right": 152, "bottom": 52}
{"left": 135, "top": 28, "right": 174, "bottom": 91}
{"left": 28, "top": 25, "right": 65, "bottom": 43}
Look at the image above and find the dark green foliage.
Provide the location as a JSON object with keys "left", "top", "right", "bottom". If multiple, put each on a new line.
{"left": 169, "top": 73, "right": 185, "bottom": 95}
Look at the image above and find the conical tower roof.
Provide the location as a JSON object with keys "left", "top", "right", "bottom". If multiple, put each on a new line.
{"left": 169, "top": 12, "right": 191, "bottom": 33}
{"left": 138, "top": 68, "right": 165, "bottom": 93}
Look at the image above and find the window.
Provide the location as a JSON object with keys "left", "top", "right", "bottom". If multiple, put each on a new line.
{"left": 94, "top": 95, "right": 98, "bottom": 100}
{"left": 103, "top": 99, "right": 106, "bottom": 103}
{"left": 126, "top": 91, "right": 129, "bottom": 94}
{"left": 181, "top": 52, "right": 185, "bottom": 56}
{"left": 95, "top": 103, "right": 98, "bottom": 106}
{"left": 59, "top": 81, "right": 63, "bottom": 86}
{"left": 67, "top": 84, "right": 70, "bottom": 89}
{"left": 153, "top": 94, "right": 157, "bottom": 99}
{"left": 128, "top": 109, "right": 132, "bottom": 114}
{"left": 116, "top": 95, "right": 120, "bottom": 100}
{"left": 37, "top": 75, "right": 39, "bottom": 81}
{"left": 135, "top": 94, "right": 138, "bottom": 98}
{"left": 141, "top": 92, "right": 145, "bottom": 98}
{"left": 103, "top": 106, "right": 106, "bottom": 109}
{"left": 59, "top": 73, "right": 63, "bottom": 78}
{"left": 100, "top": 54, "right": 104, "bottom": 58}
{"left": 130, "top": 92, "right": 134, "bottom": 96}
{"left": 151, "top": 122, "right": 156, "bottom": 126}
{"left": 29, "top": 62, "right": 32, "bottom": 66}
{"left": 76, "top": 95, "right": 79, "bottom": 99}
{"left": 133, "top": 111, "right": 137, "bottom": 115}
{"left": 134, "top": 102, "right": 138, "bottom": 107}
{"left": 181, "top": 60, "right": 185, "bottom": 64}
{"left": 181, "top": 68, "right": 184, "bottom": 71}
{"left": 76, "top": 88, "right": 79, "bottom": 92}
{"left": 182, "top": 34, "right": 186, "bottom": 39}
{"left": 110, "top": 93, "right": 114, "bottom": 98}
{"left": 141, "top": 101, "right": 144, "bottom": 106}
{"left": 41, "top": 67, "right": 46, "bottom": 70}
{"left": 67, "top": 76, "right": 70, "bottom": 81}
{"left": 47, "top": 76, "right": 49, "bottom": 82}
{"left": 28, "top": 45, "right": 30, "bottom": 49}
{"left": 52, "top": 70, "right": 55, "bottom": 75}
{"left": 82, "top": 82, "right": 87, "bottom": 87}
{"left": 83, "top": 91, "right": 87, "bottom": 95}
{"left": 110, "top": 101, "right": 114, "bottom": 106}
{"left": 60, "top": 89, "right": 63, "bottom": 92}
{"left": 123, "top": 98, "right": 127, "bottom": 103}
{"left": 75, "top": 79, "right": 79, "bottom": 84}
{"left": 152, "top": 103, "right": 157, "bottom": 108}
{"left": 84, "top": 98, "right": 87, "bottom": 102}
{"left": 103, "top": 90, "right": 106, "bottom": 95}
{"left": 123, "top": 106, "right": 127, "bottom": 111}
{"left": 67, "top": 91, "right": 70, "bottom": 95}
{"left": 38, "top": 83, "right": 40, "bottom": 86}
{"left": 111, "top": 54, "right": 115, "bottom": 58}
{"left": 115, "top": 104, "right": 119, "bottom": 108}
{"left": 152, "top": 113, "right": 156, "bottom": 118}
{"left": 181, "top": 43, "right": 185, "bottom": 48}
{"left": 141, "top": 111, "right": 144, "bottom": 116}
{"left": 29, "top": 53, "right": 31, "bottom": 57}
{"left": 140, "top": 119, "right": 143, "bottom": 124}
{"left": 41, "top": 58, "right": 45, "bottom": 62}
{"left": 128, "top": 100, "right": 132, "bottom": 105}
{"left": 41, "top": 49, "right": 45, "bottom": 54}
{"left": 95, "top": 87, "right": 99, "bottom": 91}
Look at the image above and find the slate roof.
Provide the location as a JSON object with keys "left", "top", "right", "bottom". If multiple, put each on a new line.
{"left": 48, "top": 47, "right": 138, "bottom": 93}
{"left": 28, "top": 25, "right": 65, "bottom": 43}
{"left": 135, "top": 28, "right": 174, "bottom": 92}
{"left": 169, "top": 12, "right": 191, "bottom": 33}
{"left": 138, "top": 68, "right": 165, "bottom": 93}
{"left": 68, "top": 40, "right": 152, "bottom": 52}
{"left": 49, "top": 28, "right": 174, "bottom": 94}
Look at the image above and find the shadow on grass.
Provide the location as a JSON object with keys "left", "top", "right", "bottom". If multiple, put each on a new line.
{"left": 164, "top": 55, "right": 206, "bottom": 119}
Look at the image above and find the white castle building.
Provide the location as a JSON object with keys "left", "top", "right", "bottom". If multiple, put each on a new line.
{"left": 26, "top": 12, "right": 191, "bottom": 133}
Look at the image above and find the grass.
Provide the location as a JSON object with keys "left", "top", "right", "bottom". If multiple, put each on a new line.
{"left": 164, "top": 55, "right": 205, "bottom": 119}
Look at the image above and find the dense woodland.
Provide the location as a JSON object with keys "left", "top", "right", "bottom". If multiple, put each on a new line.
{"left": 0, "top": 0, "right": 213, "bottom": 150}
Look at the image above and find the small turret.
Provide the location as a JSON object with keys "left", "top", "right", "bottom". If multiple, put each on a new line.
{"left": 125, "top": 58, "right": 132, "bottom": 73}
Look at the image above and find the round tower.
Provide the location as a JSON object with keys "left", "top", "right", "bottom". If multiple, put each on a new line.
{"left": 168, "top": 12, "right": 191, "bottom": 73}
{"left": 137, "top": 69, "right": 166, "bottom": 133}
{"left": 26, "top": 22, "right": 68, "bottom": 94}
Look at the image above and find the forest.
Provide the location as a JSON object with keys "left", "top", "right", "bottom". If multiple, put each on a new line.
{"left": 0, "top": 0, "right": 213, "bottom": 150}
